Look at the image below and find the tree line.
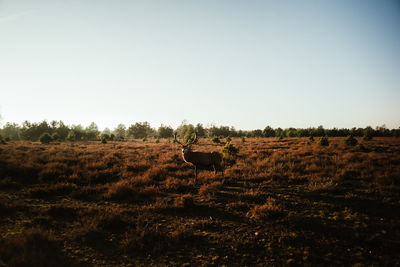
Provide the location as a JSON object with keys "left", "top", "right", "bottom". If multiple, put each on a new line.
{"left": 0, "top": 120, "right": 399, "bottom": 142}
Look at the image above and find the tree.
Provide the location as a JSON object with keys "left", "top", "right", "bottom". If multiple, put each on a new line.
{"left": 84, "top": 122, "right": 100, "bottom": 140}
{"left": 127, "top": 122, "right": 155, "bottom": 139}
{"left": 157, "top": 124, "right": 174, "bottom": 138}
{"left": 1, "top": 122, "right": 21, "bottom": 140}
{"left": 195, "top": 123, "right": 206, "bottom": 137}
{"left": 70, "top": 125, "right": 84, "bottom": 141}
{"left": 113, "top": 124, "right": 126, "bottom": 140}
{"left": 263, "top": 126, "right": 275, "bottom": 137}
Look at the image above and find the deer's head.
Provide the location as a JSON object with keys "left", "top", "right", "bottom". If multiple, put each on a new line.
{"left": 174, "top": 132, "right": 197, "bottom": 154}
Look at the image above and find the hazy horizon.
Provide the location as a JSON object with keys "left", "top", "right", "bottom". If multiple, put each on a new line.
{"left": 1, "top": 0, "right": 399, "bottom": 130}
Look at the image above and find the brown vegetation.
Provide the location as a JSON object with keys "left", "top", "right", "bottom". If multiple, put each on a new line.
{"left": 0, "top": 137, "right": 399, "bottom": 266}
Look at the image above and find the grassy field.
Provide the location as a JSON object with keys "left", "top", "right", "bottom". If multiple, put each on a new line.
{"left": 0, "top": 137, "right": 399, "bottom": 266}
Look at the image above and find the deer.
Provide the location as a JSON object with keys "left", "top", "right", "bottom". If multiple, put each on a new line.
{"left": 174, "top": 132, "right": 224, "bottom": 182}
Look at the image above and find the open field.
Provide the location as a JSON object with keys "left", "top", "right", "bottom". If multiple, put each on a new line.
{"left": 0, "top": 137, "right": 399, "bottom": 266}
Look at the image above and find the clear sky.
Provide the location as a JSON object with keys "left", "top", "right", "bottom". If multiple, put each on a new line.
{"left": 1, "top": 0, "right": 399, "bottom": 130}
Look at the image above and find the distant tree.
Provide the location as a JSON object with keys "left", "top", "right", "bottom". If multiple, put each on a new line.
{"left": 275, "top": 128, "right": 283, "bottom": 138}
{"left": 158, "top": 124, "right": 174, "bottom": 138}
{"left": 1, "top": 122, "right": 21, "bottom": 140}
{"left": 20, "top": 120, "right": 52, "bottom": 141}
{"left": 85, "top": 122, "right": 100, "bottom": 140}
{"left": 66, "top": 130, "right": 76, "bottom": 141}
{"left": 127, "top": 122, "right": 155, "bottom": 139}
{"left": 113, "top": 124, "right": 126, "bottom": 141}
{"left": 263, "top": 126, "right": 275, "bottom": 137}
{"left": 363, "top": 126, "right": 373, "bottom": 141}
{"left": 195, "top": 123, "right": 206, "bottom": 137}
{"left": 102, "top": 128, "right": 111, "bottom": 136}
{"left": 176, "top": 121, "right": 195, "bottom": 142}
{"left": 70, "top": 125, "right": 84, "bottom": 141}
{"left": 286, "top": 128, "right": 298, "bottom": 137}
{"left": 315, "top": 125, "right": 325, "bottom": 137}
{"left": 55, "top": 121, "right": 70, "bottom": 141}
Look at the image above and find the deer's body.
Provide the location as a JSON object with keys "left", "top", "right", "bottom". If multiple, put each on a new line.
{"left": 175, "top": 133, "right": 224, "bottom": 180}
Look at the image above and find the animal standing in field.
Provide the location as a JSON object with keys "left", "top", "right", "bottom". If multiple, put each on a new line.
{"left": 174, "top": 133, "right": 224, "bottom": 181}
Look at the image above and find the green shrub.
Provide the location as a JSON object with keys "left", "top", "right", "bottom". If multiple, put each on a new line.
{"left": 363, "top": 132, "right": 372, "bottom": 141}
{"left": 39, "top": 133, "right": 52, "bottom": 144}
{"left": 241, "top": 136, "right": 246, "bottom": 143}
{"left": 344, "top": 135, "right": 358, "bottom": 146}
{"left": 309, "top": 136, "right": 314, "bottom": 142}
{"left": 212, "top": 137, "right": 220, "bottom": 144}
{"left": 155, "top": 138, "right": 160, "bottom": 144}
{"left": 318, "top": 136, "right": 329, "bottom": 146}
{"left": 225, "top": 136, "right": 232, "bottom": 143}
{"left": 101, "top": 138, "right": 107, "bottom": 144}
{"left": 222, "top": 142, "right": 239, "bottom": 158}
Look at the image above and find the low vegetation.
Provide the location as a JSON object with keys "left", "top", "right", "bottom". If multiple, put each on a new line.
{"left": 0, "top": 137, "right": 399, "bottom": 266}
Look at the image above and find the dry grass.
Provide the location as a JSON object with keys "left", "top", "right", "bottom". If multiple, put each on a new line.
{"left": 0, "top": 137, "right": 399, "bottom": 266}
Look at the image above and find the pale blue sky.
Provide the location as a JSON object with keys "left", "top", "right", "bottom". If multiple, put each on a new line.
{"left": 1, "top": 0, "right": 399, "bottom": 130}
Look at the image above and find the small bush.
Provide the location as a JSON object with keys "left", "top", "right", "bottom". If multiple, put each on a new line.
{"left": 344, "top": 135, "right": 358, "bottom": 146}
{"left": 101, "top": 137, "right": 107, "bottom": 144}
{"left": 318, "top": 136, "right": 329, "bottom": 146}
{"left": 155, "top": 138, "right": 160, "bottom": 144}
{"left": 39, "top": 132, "right": 52, "bottom": 144}
{"left": 241, "top": 136, "right": 246, "bottom": 143}
{"left": 222, "top": 142, "right": 239, "bottom": 158}
{"left": 225, "top": 136, "right": 232, "bottom": 143}
{"left": 212, "top": 137, "right": 220, "bottom": 144}
{"left": 363, "top": 132, "right": 373, "bottom": 141}
{"left": 309, "top": 136, "right": 314, "bottom": 142}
